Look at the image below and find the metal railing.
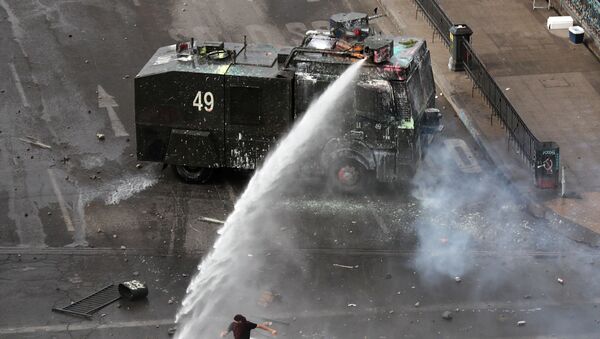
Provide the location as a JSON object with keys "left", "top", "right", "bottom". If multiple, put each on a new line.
{"left": 461, "top": 43, "right": 540, "bottom": 163}
{"left": 414, "top": 0, "right": 453, "bottom": 46}
{"left": 414, "top": 0, "right": 543, "bottom": 165}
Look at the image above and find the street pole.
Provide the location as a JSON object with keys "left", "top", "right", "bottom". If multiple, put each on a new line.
{"left": 561, "top": 165, "right": 566, "bottom": 197}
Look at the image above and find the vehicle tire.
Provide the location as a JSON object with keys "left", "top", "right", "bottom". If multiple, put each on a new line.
{"left": 328, "top": 158, "right": 371, "bottom": 194}
{"left": 174, "top": 165, "right": 213, "bottom": 184}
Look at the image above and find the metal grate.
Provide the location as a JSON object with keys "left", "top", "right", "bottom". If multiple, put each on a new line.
{"left": 52, "top": 284, "right": 121, "bottom": 318}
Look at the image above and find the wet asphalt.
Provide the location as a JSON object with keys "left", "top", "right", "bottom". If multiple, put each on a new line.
{"left": 0, "top": 0, "right": 599, "bottom": 338}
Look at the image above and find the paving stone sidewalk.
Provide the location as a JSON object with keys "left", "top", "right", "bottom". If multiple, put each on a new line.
{"left": 378, "top": 0, "right": 600, "bottom": 240}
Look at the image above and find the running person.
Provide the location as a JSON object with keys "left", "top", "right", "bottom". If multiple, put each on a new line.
{"left": 219, "top": 314, "right": 277, "bottom": 338}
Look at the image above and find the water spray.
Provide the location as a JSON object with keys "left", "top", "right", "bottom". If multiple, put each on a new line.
{"left": 174, "top": 59, "right": 365, "bottom": 338}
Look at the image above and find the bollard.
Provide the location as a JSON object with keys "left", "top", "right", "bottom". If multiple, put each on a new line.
{"left": 448, "top": 24, "right": 473, "bottom": 71}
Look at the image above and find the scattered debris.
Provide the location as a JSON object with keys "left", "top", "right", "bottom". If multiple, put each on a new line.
{"left": 200, "top": 216, "right": 225, "bottom": 224}
{"left": 557, "top": 278, "right": 564, "bottom": 285}
{"left": 442, "top": 311, "right": 453, "bottom": 320}
{"left": 517, "top": 320, "right": 526, "bottom": 326}
{"left": 505, "top": 87, "right": 510, "bottom": 91}
{"left": 258, "top": 291, "right": 281, "bottom": 307}
{"left": 414, "top": 301, "right": 420, "bottom": 307}
{"left": 523, "top": 295, "right": 532, "bottom": 299}
{"left": 118, "top": 280, "right": 148, "bottom": 300}
{"left": 120, "top": 245, "right": 127, "bottom": 250}
{"left": 96, "top": 133, "right": 105, "bottom": 141}
{"left": 455, "top": 276, "right": 462, "bottom": 283}
{"left": 135, "top": 163, "right": 143, "bottom": 169}
{"left": 347, "top": 303, "right": 357, "bottom": 307}
{"left": 168, "top": 327, "right": 177, "bottom": 336}
{"left": 19, "top": 136, "right": 51, "bottom": 149}
{"left": 332, "top": 264, "right": 355, "bottom": 269}
{"left": 132, "top": 271, "right": 139, "bottom": 277}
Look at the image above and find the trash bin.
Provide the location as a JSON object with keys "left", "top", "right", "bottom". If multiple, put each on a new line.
{"left": 448, "top": 24, "right": 473, "bottom": 72}
{"left": 118, "top": 280, "right": 148, "bottom": 300}
{"left": 568, "top": 26, "right": 584, "bottom": 44}
{"left": 535, "top": 142, "right": 559, "bottom": 189}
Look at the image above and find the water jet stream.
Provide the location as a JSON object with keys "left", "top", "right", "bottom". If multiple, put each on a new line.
{"left": 175, "top": 59, "right": 365, "bottom": 338}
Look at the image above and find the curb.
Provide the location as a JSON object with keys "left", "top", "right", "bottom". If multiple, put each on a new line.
{"left": 378, "top": 0, "right": 600, "bottom": 247}
{"left": 437, "top": 71, "right": 600, "bottom": 248}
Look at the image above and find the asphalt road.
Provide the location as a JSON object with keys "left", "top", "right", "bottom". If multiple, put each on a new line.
{"left": 0, "top": 0, "right": 598, "bottom": 338}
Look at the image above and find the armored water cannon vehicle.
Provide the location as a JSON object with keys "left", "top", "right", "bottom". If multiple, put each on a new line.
{"left": 135, "top": 12, "right": 442, "bottom": 192}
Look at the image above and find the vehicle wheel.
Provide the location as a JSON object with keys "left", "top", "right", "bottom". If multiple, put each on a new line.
{"left": 174, "top": 165, "right": 213, "bottom": 184}
{"left": 328, "top": 158, "right": 371, "bottom": 194}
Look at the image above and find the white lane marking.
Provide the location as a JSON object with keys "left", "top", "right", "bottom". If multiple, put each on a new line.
{"left": 0, "top": 318, "right": 174, "bottom": 335}
{"left": 47, "top": 169, "right": 74, "bottom": 232}
{"left": 132, "top": 0, "right": 140, "bottom": 6}
{"left": 444, "top": 138, "right": 482, "bottom": 173}
{"left": 97, "top": 85, "right": 129, "bottom": 137}
{"left": 9, "top": 63, "right": 30, "bottom": 108}
{"left": 307, "top": 0, "right": 320, "bottom": 2}
{"left": 285, "top": 22, "right": 308, "bottom": 44}
{"left": 0, "top": 0, "right": 28, "bottom": 58}
{"left": 245, "top": 24, "right": 286, "bottom": 45}
{"left": 311, "top": 20, "right": 329, "bottom": 31}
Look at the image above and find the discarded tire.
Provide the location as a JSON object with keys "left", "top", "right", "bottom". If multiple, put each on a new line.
{"left": 118, "top": 280, "right": 148, "bottom": 300}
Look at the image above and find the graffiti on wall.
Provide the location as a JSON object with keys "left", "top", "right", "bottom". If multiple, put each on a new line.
{"left": 563, "top": 0, "right": 600, "bottom": 39}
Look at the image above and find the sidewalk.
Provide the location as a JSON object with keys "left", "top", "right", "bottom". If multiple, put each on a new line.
{"left": 378, "top": 0, "right": 600, "bottom": 244}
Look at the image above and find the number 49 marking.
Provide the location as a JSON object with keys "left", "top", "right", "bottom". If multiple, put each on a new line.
{"left": 193, "top": 91, "right": 214, "bottom": 112}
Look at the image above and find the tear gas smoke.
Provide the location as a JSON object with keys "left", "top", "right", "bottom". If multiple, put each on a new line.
{"left": 174, "top": 59, "right": 365, "bottom": 338}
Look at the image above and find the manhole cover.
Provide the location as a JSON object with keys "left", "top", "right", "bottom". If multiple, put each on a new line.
{"left": 540, "top": 78, "right": 570, "bottom": 88}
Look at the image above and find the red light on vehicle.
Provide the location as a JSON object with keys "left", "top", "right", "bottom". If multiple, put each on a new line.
{"left": 176, "top": 42, "right": 189, "bottom": 53}
{"left": 353, "top": 28, "right": 361, "bottom": 37}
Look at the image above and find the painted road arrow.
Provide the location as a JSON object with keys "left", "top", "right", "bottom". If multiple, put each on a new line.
{"left": 97, "top": 85, "right": 129, "bottom": 137}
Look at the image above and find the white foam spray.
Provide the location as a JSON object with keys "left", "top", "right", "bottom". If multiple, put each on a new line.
{"left": 175, "top": 59, "right": 365, "bottom": 338}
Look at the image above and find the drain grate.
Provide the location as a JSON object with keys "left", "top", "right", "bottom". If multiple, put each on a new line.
{"left": 540, "top": 78, "right": 570, "bottom": 88}
{"left": 52, "top": 284, "right": 121, "bottom": 318}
